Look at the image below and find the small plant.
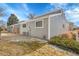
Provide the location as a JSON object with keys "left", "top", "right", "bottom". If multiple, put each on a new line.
{"left": 61, "top": 34, "right": 68, "bottom": 39}
{"left": 0, "top": 27, "right": 3, "bottom": 31}
{"left": 49, "top": 35, "right": 79, "bottom": 54}
{"left": 72, "top": 33, "right": 76, "bottom": 40}
{"left": 0, "top": 27, "right": 3, "bottom": 40}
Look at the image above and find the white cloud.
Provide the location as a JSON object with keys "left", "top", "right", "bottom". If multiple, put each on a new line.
{"left": 65, "top": 7, "right": 79, "bottom": 22}
{"left": 50, "top": 3, "right": 79, "bottom": 26}
{"left": 21, "top": 4, "right": 29, "bottom": 12}
{"left": 0, "top": 3, "right": 17, "bottom": 15}
{"left": 65, "top": 8, "right": 79, "bottom": 15}
{"left": 50, "top": 3, "right": 68, "bottom": 9}
{"left": 0, "top": 3, "right": 30, "bottom": 21}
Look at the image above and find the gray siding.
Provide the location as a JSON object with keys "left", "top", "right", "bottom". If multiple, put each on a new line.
{"left": 50, "top": 13, "right": 69, "bottom": 38}
{"left": 20, "top": 18, "right": 48, "bottom": 39}
{"left": 30, "top": 19, "right": 48, "bottom": 39}
{"left": 19, "top": 22, "right": 28, "bottom": 35}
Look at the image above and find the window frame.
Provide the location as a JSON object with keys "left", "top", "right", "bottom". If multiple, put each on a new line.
{"left": 63, "top": 24, "right": 65, "bottom": 28}
{"left": 35, "top": 20, "right": 44, "bottom": 28}
{"left": 22, "top": 24, "right": 26, "bottom": 28}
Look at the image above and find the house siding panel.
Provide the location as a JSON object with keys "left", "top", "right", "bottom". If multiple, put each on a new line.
{"left": 8, "top": 9, "right": 69, "bottom": 40}
{"left": 50, "top": 13, "right": 69, "bottom": 38}
{"left": 27, "top": 18, "right": 48, "bottom": 39}
{"left": 20, "top": 23, "right": 27, "bottom": 35}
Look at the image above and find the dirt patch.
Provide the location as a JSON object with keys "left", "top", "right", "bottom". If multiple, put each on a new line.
{"left": 27, "top": 44, "right": 72, "bottom": 56}
{"left": 0, "top": 32, "right": 76, "bottom": 56}
{"left": 0, "top": 40, "right": 46, "bottom": 56}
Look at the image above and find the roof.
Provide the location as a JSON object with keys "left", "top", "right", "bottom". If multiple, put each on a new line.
{"left": 21, "top": 9, "right": 63, "bottom": 22}
{"left": 9, "top": 9, "right": 64, "bottom": 25}
{"left": 33, "top": 9, "right": 63, "bottom": 19}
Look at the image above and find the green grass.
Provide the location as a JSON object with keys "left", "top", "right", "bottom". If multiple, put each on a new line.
{"left": 49, "top": 36, "right": 79, "bottom": 54}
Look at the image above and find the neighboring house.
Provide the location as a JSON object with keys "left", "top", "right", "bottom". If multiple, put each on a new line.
{"left": 7, "top": 25, "right": 14, "bottom": 32}
{"left": 68, "top": 22, "right": 78, "bottom": 31}
{"left": 68, "top": 22, "right": 74, "bottom": 31}
{"left": 7, "top": 24, "right": 20, "bottom": 34}
{"left": 13, "top": 24, "right": 20, "bottom": 34}
{"left": 8, "top": 9, "right": 69, "bottom": 40}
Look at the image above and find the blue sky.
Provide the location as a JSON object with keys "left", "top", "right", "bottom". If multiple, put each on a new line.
{"left": 0, "top": 3, "right": 79, "bottom": 26}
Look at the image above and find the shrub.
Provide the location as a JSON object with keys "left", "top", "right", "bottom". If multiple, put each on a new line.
{"left": 49, "top": 36, "right": 79, "bottom": 54}
{"left": 72, "top": 33, "right": 76, "bottom": 40}
{"left": 61, "top": 34, "right": 68, "bottom": 39}
{"left": 0, "top": 27, "right": 3, "bottom": 32}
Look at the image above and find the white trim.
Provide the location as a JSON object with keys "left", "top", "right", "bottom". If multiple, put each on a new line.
{"left": 9, "top": 13, "right": 62, "bottom": 27}
{"left": 20, "top": 13, "right": 62, "bottom": 26}
{"left": 49, "top": 13, "right": 62, "bottom": 17}
{"left": 48, "top": 13, "right": 62, "bottom": 40}
{"left": 35, "top": 19, "right": 44, "bottom": 28}
{"left": 48, "top": 16, "right": 50, "bottom": 40}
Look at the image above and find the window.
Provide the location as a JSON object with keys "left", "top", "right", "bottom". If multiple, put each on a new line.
{"left": 63, "top": 24, "right": 65, "bottom": 28}
{"left": 22, "top": 24, "right": 26, "bottom": 28}
{"left": 36, "top": 21, "right": 43, "bottom": 28}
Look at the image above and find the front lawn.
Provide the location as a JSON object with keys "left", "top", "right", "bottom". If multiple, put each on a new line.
{"left": 0, "top": 40, "right": 72, "bottom": 56}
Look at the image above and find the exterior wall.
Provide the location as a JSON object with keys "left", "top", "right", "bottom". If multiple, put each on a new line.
{"left": 20, "top": 17, "right": 48, "bottom": 39}
{"left": 49, "top": 13, "right": 69, "bottom": 38}
{"left": 9, "top": 9, "right": 69, "bottom": 40}
{"left": 13, "top": 24, "right": 20, "bottom": 34}
{"left": 29, "top": 18, "right": 48, "bottom": 39}
{"left": 19, "top": 22, "right": 29, "bottom": 35}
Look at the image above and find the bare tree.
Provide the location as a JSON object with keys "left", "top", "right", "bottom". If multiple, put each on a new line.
{"left": 27, "top": 13, "right": 35, "bottom": 20}
{"left": 0, "top": 7, "right": 6, "bottom": 40}
{"left": 0, "top": 7, "right": 6, "bottom": 17}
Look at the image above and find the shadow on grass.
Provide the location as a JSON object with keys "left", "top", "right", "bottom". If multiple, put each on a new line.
{"left": 11, "top": 41, "right": 47, "bottom": 55}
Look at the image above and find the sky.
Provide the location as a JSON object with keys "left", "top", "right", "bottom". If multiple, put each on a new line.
{"left": 0, "top": 3, "right": 79, "bottom": 26}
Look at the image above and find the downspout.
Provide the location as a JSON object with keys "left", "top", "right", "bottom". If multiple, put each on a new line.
{"left": 48, "top": 16, "right": 50, "bottom": 40}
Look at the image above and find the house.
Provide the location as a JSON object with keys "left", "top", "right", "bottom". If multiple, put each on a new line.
{"left": 8, "top": 9, "right": 69, "bottom": 40}
{"left": 7, "top": 25, "right": 14, "bottom": 32}
{"left": 68, "top": 22, "right": 74, "bottom": 31}
{"left": 13, "top": 24, "right": 20, "bottom": 34}
{"left": 68, "top": 22, "right": 78, "bottom": 31}
{"left": 7, "top": 23, "right": 20, "bottom": 34}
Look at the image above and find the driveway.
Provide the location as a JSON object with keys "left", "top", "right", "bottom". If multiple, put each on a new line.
{"left": 1, "top": 32, "right": 47, "bottom": 43}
